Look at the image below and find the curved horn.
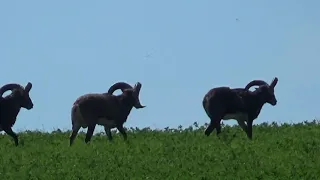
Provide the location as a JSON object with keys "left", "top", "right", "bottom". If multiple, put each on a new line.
{"left": 269, "top": 77, "right": 278, "bottom": 89}
{"left": 0, "top": 83, "right": 24, "bottom": 97}
{"left": 244, "top": 80, "right": 268, "bottom": 90}
{"left": 107, "top": 82, "right": 133, "bottom": 95}
{"left": 133, "top": 82, "right": 145, "bottom": 108}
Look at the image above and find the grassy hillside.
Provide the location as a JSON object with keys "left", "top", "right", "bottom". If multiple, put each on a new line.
{"left": 0, "top": 121, "right": 320, "bottom": 180}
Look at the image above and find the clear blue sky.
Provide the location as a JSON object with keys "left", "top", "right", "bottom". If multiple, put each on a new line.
{"left": 1, "top": 0, "right": 319, "bottom": 132}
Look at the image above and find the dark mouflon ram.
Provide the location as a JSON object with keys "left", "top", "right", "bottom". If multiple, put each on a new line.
{"left": 69, "top": 82, "right": 146, "bottom": 146}
{"left": 202, "top": 77, "right": 278, "bottom": 139}
{"left": 0, "top": 82, "right": 34, "bottom": 146}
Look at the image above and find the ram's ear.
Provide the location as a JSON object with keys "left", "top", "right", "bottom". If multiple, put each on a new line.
{"left": 25, "top": 82, "right": 32, "bottom": 92}
{"left": 133, "top": 82, "right": 145, "bottom": 109}
{"left": 270, "top": 77, "right": 278, "bottom": 89}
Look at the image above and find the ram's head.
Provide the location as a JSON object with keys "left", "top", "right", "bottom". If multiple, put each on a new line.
{"left": 108, "top": 82, "right": 146, "bottom": 109}
{"left": 0, "top": 82, "right": 34, "bottom": 110}
{"left": 245, "top": 77, "right": 278, "bottom": 106}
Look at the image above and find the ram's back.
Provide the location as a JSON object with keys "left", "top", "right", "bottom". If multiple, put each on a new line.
{"left": 73, "top": 93, "right": 121, "bottom": 120}
{"left": 203, "top": 87, "right": 245, "bottom": 115}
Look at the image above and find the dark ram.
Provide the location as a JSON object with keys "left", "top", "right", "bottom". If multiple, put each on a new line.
{"left": 0, "top": 82, "right": 34, "bottom": 146}
{"left": 202, "top": 77, "right": 278, "bottom": 139}
{"left": 69, "top": 82, "right": 146, "bottom": 146}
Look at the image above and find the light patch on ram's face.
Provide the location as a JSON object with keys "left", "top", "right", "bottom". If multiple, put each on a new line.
{"left": 97, "top": 118, "right": 116, "bottom": 128}
{"left": 222, "top": 113, "right": 248, "bottom": 121}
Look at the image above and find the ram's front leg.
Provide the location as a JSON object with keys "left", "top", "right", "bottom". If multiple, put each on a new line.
{"left": 3, "top": 126, "right": 19, "bottom": 146}
{"left": 116, "top": 124, "right": 127, "bottom": 141}
{"left": 246, "top": 119, "right": 253, "bottom": 140}
{"left": 104, "top": 126, "right": 113, "bottom": 141}
{"left": 236, "top": 115, "right": 248, "bottom": 135}
{"left": 237, "top": 120, "right": 248, "bottom": 136}
{"left": 85, "top": 124, "right": 96, "bottom": 144}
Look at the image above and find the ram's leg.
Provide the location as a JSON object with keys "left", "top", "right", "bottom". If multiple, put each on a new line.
{"left": 205, "top": 121, "right": 215, "bottom": 136}
{"left": 117, "top": 125, "right": 127, "bottom": 141}
{"left": 215, "top": 120, "right": 222, "bottom": 136}
{"left": 205, "top": 117, "right": 221, "bottom": 136}
{"left": 236, "top": 119, "right": 248, "bottom": 134}
{"left": 246, "top": 120, "right": 253, "bottom": 140}
{"left": 70, "top": 124, "right": 81, "bottom": 146}
{"left": 3, "top": 127, "right": 19, "bottom": 146}
{"left": 104, "top": 126, "right": 113, "bottom": 141}
{"left": 85, "top": 124, "right": 96, "bottom": 144}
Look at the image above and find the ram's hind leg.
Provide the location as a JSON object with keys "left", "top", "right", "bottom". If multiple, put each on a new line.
{"left": 203, "top": 101, "right": 223, "bottom": 137}
{"left": 3, "top": 126, "right": 19, "bottom": 146}
{"left": 205, "top": 120, "right": 215, "bottom": 136}
{"left": 70, "top": 124, "right": 81, "bottom": 146}
{"left": 215, "top": 119, "right": 222, "bottom": 136}
{"left": 104, "top": 126, "right": 113, "bottom": 141}
{"left": 205, "top": 116, "right": 222, "bottom": 136}
{"left": 85, "top": 124, "right": 96, "bottom": 144}
{"left": 116, "top": 124, "right": 127, "bottom": 141}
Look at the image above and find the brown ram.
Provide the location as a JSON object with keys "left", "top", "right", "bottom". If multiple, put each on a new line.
{"left": 0, "top": 82, "right": 34, "bottom": 146}
{"left": 69, "top": 82, "right": 145, "bottom": 146}
{"left": 202, "top": 77, "right": 278, "bottom": 139}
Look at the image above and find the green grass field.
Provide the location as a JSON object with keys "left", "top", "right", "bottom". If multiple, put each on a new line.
{"left": 0, "top": 121, "right": 320, "bottom": 180}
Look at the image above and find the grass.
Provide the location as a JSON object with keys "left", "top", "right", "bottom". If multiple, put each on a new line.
{"left": 0, "top": 121, "right": 320, "bottom": 180}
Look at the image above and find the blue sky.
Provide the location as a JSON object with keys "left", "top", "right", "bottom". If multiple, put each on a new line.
{"left": 1, "top": 0, "right": 320, "bottom": 132}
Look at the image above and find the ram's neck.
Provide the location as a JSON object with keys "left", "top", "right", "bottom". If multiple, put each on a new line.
{"left": 246, "top": 94, "right": 266, "bottom": 120}
{"left": 121, "top": 105, "right": 133, "bottom": 119}
{"left": 1, "top": 98, "right": 21, "bottom": 126}
{"left": 117, "top": 97, "right": 135, "bottom": 123}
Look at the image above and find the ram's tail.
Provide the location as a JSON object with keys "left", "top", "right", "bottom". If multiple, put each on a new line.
{"left": 70, "top": 104, "right": 83, "bottom": 146}
{"left": 202, "top": 94, "right": 212, "bottom": 119}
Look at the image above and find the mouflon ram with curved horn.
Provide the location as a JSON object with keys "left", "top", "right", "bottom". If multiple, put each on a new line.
{"left": 202, "top": 77, "right": 278, "bottom": 139}
{"left": 69, "top": 82, "right": 146, "bottom": 146}
{"left": 0, "top": 82, "right": 34, "bottom": 146}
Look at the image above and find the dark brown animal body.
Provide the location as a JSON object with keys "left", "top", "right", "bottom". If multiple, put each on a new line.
{"left": 69, "top": 82, "right": 145, "bottom": 146}
{"left": 203, "top": 77, "right": 278, "bottom": 139}
{"left": 0, "top": 82, "right": 34, "bottom": 146}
